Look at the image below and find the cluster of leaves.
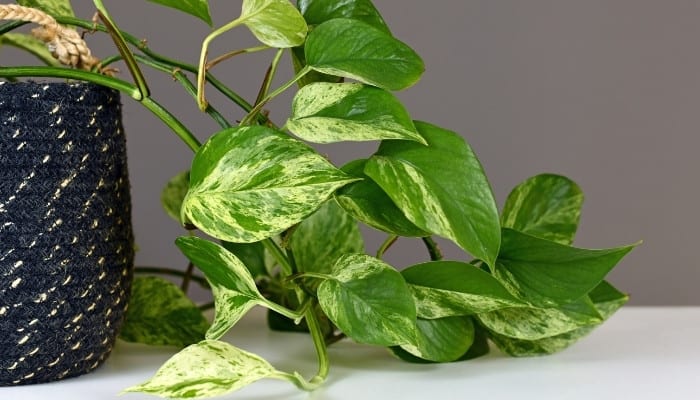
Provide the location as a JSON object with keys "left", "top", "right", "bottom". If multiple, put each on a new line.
{"left": 0, "top": 0, "right": 637, "bottom": 399}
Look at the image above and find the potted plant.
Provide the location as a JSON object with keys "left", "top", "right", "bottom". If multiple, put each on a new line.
{"left": 1, "top": 0, "right": 637, "bottom": 397}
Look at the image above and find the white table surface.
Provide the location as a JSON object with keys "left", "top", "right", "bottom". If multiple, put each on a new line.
{"left": 2, "top": 307, "right": 699, "bottom": 400}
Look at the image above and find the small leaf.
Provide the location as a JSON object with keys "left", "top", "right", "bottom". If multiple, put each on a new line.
{"left": 398, "top": 317, "right": 475, "bottom": 363}
{"left": 146, "top": 0, "right": 212, "bottom": 25}
{"left": 182, "top": 126, "right": 357, "bottom": 243}
{"left": 305, "top": 18, "right": 424, "bottom": 91}
{"left": 298, "top": 0, "right": 390, "bottom": 33}
{"left": 119, "top": 277, "right": 209, "bottom": 347}
{"left": 0, "top": 33, "right": 60, "bottom": 67}
{"left": 335, "top": 159, "right": 428, "bottom": 237}
{"left": 317, "top": 254, "right": 416, "bottom": 346}
{"left": 495, "top": 228, "right": 637, "bottom": 306}
{"left": 160, "top": 170, "right": 189, "bottom": 222}
{"left": 125, "top": 340, "right": 278, "bottom": 398}
{"left": 365, "top": 121, "right": 501, "bottom": 267}
{"left": 221, "top": 241, "right": 268, "bottom": 278}
{"left": 290, "top": 200, "right": 364, "bottom": 275}
{"left": 286, "top": 82, "right": 425, "bottom": 144}
{"left": 206, "top": 286, "right": 259, "bottom": 340}
{"left": 17, "top": 0, "right": 74, "bottom": 17}
{"left": 241, "top": 0, "right": 308, "bottom": 48}
{"left": 401, "top": 261, "right": 524, "bottom": 319}
{"left": 501, "top": 174, "right": 583, "bottom": 245}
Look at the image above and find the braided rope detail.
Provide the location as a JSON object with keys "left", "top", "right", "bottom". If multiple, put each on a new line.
{"left": 0, "top": 4, "right": 106, "bottom": 73}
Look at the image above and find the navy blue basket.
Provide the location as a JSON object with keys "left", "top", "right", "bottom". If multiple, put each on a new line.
{"left": 0, "top": 82, "right": 134, "bottom": 385}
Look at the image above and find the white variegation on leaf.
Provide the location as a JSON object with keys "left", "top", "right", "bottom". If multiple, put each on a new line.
{"left": 286, "top": 82, "right": 425, "bottom": 144}
{"left": 206, "top": 285, "right": 261, "bottom": 340}
{"left": 181, "top": 126, "right": 357, "bottom": 243}
{"left": 240, "top": 0, "right": 308, "bottom": 47}
{"left": 124, "top": 340, "right": 279, "bottom": 398}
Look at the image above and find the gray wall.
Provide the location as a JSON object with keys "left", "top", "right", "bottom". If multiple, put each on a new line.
{"left": 42, "top": 1, "right": 697, "bottom": 304}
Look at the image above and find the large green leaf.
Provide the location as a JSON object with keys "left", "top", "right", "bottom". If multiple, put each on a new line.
{"left": 160, "top": 170, "right": 189, "bottom": 222}
{"left": 501, "top": 174, "right": 583, "bottom": 245}
{"left": 365, "top": 121, "right": 501, "bottom": 267}
{"left": 335, "top": 159, "right": 428, "bottom": 237}
{"left": 146, "top": 0, "right": 212, "bottom": 25}
{"left": 125, "top": 340, "right": 277, "bottom": 398}
{"left": 181, "top": 126, "right": 356, "bottom": 243}
{"left": 286, "top": 82, "right": 425, "bottom": 144}
{"left": 495, "top": 228, "right": 637, "bottom": 306}
{"left": 477, "top": 296, "right": 602, "bottom": 341}
{"left": 0, "top": 33, "right": 60, "bottom": 67}
{"left": 176, "top": 236, "right": 265, "bottom": 339}
{"left": 17, "top": 0, "right": 74, "bottom": 17}
{"left": 398, "top": 317, "right": 475, "bottom": 363}
{"left": 289, "top": 200, "right": 364, "bottom": 275}
{"left": 402, "top": 261, "right": 524, "bottom": 319}
{"left": 241, "top": 0, "right": 308, "bottom": 48}
{"left": 305, "top": 18, "right": 424, "bottom": 91}
{"left": 317, "top": 254, "right": 416, "bottom": 346}
{"left": 298, "top": 0, "right": 389, "bottom": 33}
{"left": 487, "top": 281, "right": 628, "bottom": 356}
{"left": 119, "top": 277, "right": 209, "bottom": 347}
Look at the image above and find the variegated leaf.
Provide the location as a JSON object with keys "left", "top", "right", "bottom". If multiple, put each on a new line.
{"left": 399, "top": 317, "right": 475, "bottom": 363}
{"left": 241, "top": 0, "right": 308, "bottom": 47}
{"left": 365, "top": 121, "right": 501, "bottom": 267}
{"left": 402, "top": 261, "right": 524, "bottom": 319}
{"left": 502, "top": 174, "right": 583, "bottom": 245}
{"left": 17, "top": 0, "right": 74, "bottom": 17}
{"left": 146, "top": 0, "right": 212, "bottom": 25}
{"left": 207, "top": 285, "right": 260, "bottom": 340}
{"left": 160, "top": 170, "right": 189, "bottom": 222}
{"left": 317, "top": 254, "right": 416, "bottom": 346}
{"left": 124, "top": 340, "right": 278, "bottom": 398}
{"left": 495, "top": 228, "right": 637, "bottom": 307}
{"left": 182, "top": 126, "right": 357, "bottom": 243}
{"left": 286, "top": 82, "right": 425, "bottom": 144}
{"left": 0, "top": 33, "right": 60, "bottom": 67}
{"left": 290, "top": 200, "right": 364, "bottom": 275}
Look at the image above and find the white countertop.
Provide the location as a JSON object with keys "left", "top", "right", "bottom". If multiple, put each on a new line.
{"left": 2, "top": 307, "right": 699, "bottom": 400}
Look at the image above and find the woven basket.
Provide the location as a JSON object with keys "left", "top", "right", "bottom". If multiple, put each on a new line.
{"left": 0, "top": 81, "right": 134, "bottom": 385}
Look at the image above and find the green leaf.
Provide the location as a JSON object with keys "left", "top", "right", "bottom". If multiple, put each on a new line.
{"left": 160, "top": 170, "right": 189, "bottom": 222}
{"left": 290, "top": 200, "right": 364, "bottom": 275}
{"left": 298, "top": 0, "right": 389, "bottom": 33}
{"left": 487, "top": 281, "right": 628, "bottom": 356}
{"left": 501, "top": 174, "right": 583, "bottom": 245}
{"left": 495, "top": 228, "right": 637, "bottom": 306}
{"left": 286, "top": 82, "right": 425, "bottom": 144}
{"left": 477, "top": 296, "right": 602, "bottom": 341}
{"left": 182, "top": 126, "right": 357, "bottom": 243}
{"left": 221, "top": 241, "right": 268, "bottom": 278}
{"left": 119, "top": 277, "right": 209, "bottom": 347}
{"left": 0, "top": 33, "right": 60, "bottom": 67}
{"left": 335, "top": 159, "right": 428, "bottom": 237}
{"left": 365, "top": 121, "right": 501, "bottom": 266}
{"left": 402, "top": 261, "right": 524, "bottom": 319}
{"left": 398, "top": 317, "right": 475, "bottom": 363}
{"left": 305, "top": 18, "right": 424, "bottom": 91}
{"left": 317, "top": 254, "right": 416, "bottom": 346}
{"left": 17, "top": 0, "right": 74, "bottom": 17}
{"left": 125, "top": 340, "right": 277, "bottom": 398}
{"left": 175, "top": 236, "right": 265, "bottom": 339}
{"left": 145, "top": 0, "right": 212, "bottom": 25}
{"left": 241, "top": 0, "right": 308, "bottom": 48}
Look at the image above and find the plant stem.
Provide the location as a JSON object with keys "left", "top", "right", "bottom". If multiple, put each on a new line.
{"left": 0, "top": 66, "right": 139, "bottom": 98}
{"left": 254, "top": 48, "right": 285, "bottom": 106}
{"left": 377, "top": 235, "right": 399, "bottom": 259}
{"left": 140, "top": 96, "right": 201, "bottom": 152}
{"left": 262, "top": 239, "right": 293, "bottom": 277}
{"left": 206, "top": 45, "right": 270, "bottom": 70}
{"left": 422, "top": 236, "right": 443, "bottom": 261}
{"left": 180, "top": 262, "right": 195, "bottom": 293}
{"left": 240, "top": 66, "right": 311, "bottom": 125}
{"left": 134, "top": 267, "right": 210, "bottom": 289}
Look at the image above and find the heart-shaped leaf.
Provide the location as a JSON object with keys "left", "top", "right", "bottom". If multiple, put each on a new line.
{"left": 289, "top": 200, "right": 364, "bottom": 275}
{"left": 401, "top": 261, "right": 524, "bottom": 319}
{"left": 365, "top": 121, "right": 501, "bottom": 267}
{"left": 182, "top": 126, "right": 356, "bottom": 243}
{"left": 502, "top": 174, "right": 583, "bottom": 245}
{"left": 125, "top": 340, "right": 278, "bottom": 398}
{"left": 146, "top": 0, "right": 212, "bottom": 25}
{"left": 119, "top": 277, "right": 209, "bottom": 347}
{"left": 317, "top": 254, "right": 416, "bottom": 346}
{"left": 305, "top": 18, "right": 424, "bottom": 91}
{"left": 161, "top": 170, "right": 189, "bottom": 222}
{"left": 286, "top": 82, "right": 425, "bottom": 144}
{"left": 298, "top": 0, "right": 389, "bottom": 33}
{"left": 241, "top": 0, "right": 308, "bottom": 47}
{"left": 17, "top": 0, "right": 74, "bottom": 17}
{"left": 335, "top": 159, "right": 428, "bottom": 237}
{"left": 495, "top": 228, "right": 637, "bottom": 306}
{"left": 398, "top": 317, "right": 475, "bottom": 363}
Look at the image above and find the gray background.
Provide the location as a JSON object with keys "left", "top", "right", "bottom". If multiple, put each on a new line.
{"left": 9, "top": 1, "right": 696, "bottom": 304}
